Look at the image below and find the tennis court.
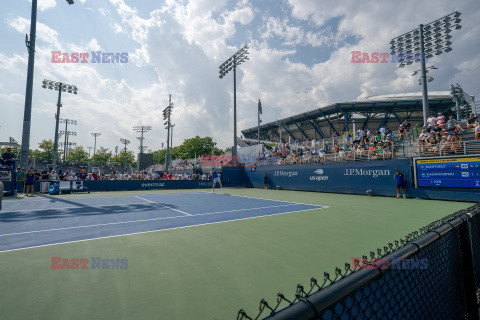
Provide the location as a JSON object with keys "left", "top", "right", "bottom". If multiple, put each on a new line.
{"left": 0, "top": 188, "right": 472, "bottom": 319}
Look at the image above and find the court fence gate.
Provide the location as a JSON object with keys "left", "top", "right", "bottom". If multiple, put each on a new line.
{"left": 237, "top": 203, "right": 480, "bottom": 320}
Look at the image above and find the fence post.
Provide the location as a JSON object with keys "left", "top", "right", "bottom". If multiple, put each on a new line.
{"left": 459, "top": 214, "right": 480, "bottom": 320}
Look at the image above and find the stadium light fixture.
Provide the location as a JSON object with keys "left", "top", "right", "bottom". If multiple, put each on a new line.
{"left": 257, "top": 99, "right": 262, "bottom": 146}
{"left": 91, "top": 133, "right": 101, "bottom": 155}
{"left": 219, "top": 45, "right": 249, "bottom": 160}
{"left": 163, "top": 94, "right": 174, "bottom": 170}
{"left": 390, "top": 11, "right": 462, "bottom": 125}
{"left": 133, "top": 126, "right": 151, "bottom": 155}
{"left": 19, "top": 0, "right": 75, "bottom": 169}
{"left": 120, "top": 138, "right": 130, "bottom": 167}
{"left": 59, "top": 118, "right": 77, "bottom": 163}
{"left": 42, "top": 79, "right": 78, "bottom": 169}
{"left": 451, "top": 83, "right": 465, "bottom": 120}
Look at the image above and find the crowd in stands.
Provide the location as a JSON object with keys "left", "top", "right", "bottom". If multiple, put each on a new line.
{"left": 9, "top": 167, "right": 214, "bottom": 182}
{"left": 173, "top": 159, "right": 202, "bottom": 171}
{"left": 418, "top": 113, "right": 480, "bottom": 155}
{"left": 253, "top": 113, "right": 480, "bottom": 165}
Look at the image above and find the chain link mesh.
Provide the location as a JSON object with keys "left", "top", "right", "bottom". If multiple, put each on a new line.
{"left": 237, "top": 203, "right": 480, "bottom": 320}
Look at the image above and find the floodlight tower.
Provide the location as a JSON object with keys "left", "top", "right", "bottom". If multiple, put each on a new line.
{"left": 19, "top": 0, "right": 75, "bottom": 169}
{"left": 219, "top": 45, "right": 249, "bottom": 160}
{"left": 59, "top": 118, "right": 77, "bottom": 162}
{"left": 133, "top": 126, "right": 151, "bottom": 155}
{"left": 42, "top": 79, "right": 78, "bottom": 169}
{"left": 120, "top": 138, "right": 130, "bottom": 167}
{"left": 91, "top": 133, "right": 101, "bottom": 155}
{"left": 163, "top": 95, "right": 174, "bottom": 171}
{"left": 390, "top": 12, "right": 462, "bottom": 125}
{"left": 257, "top": 99, "right": 262, "bottom": 145}
{"left": 451, "top": 83, "right": 465, "bottom": 120}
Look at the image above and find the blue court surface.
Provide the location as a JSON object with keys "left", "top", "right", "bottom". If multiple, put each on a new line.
{"left": 0, "top": 192, "right": 324, "bottom": 252}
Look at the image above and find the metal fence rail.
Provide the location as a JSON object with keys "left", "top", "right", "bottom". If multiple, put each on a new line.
{"left": 237, "top": 204, "right": 480, "bottom": 320}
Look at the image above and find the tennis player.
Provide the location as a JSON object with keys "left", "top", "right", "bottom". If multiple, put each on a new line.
{"left": 212, "top": 169, "right": 222, "bottom": 193}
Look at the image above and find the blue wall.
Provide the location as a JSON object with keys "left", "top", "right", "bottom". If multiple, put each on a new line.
{"left": 4, "top": 179, "right": 214, "bottom": 193}
{"left": 244, "top": 159, "right": 480, "bottom": 202}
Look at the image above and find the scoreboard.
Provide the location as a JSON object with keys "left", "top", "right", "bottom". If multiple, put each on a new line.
{"left": 415, "top": 156, "right": 480, "bottom": 188}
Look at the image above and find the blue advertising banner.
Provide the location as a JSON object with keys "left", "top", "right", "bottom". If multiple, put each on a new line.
{"left": 245, "top": 159, "right": 412, "bottom": 196}
{"left": 245, "top": 159, "right": 480, "bottom": 201}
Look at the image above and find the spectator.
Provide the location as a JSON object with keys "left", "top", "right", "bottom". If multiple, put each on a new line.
{"left": 398, "top": 125, "right": 406, "bottom": 140}
{"left": 475, "top": 123, "right": 480, "bottom": 141}
{"left": 427, "top": 113, "right": 436, "bottom": 128}
{"left": 1, "top": 147, "right": 15, "bottom": 167}
{"left": 16, "top": 167, "right": 25, "bottom": 182}
{"left": 41, "top": 168, "right": 50, "bottom": 180}
{"left": 49, "top": 170, "right": 58, "bottom": 181}
{"left": 445, "top": 116, "right": 464, "bottom": 133}
{"left": 436, "top": 112, "right": 446, "bottom": 128}
{"left": 401, "top": 120, "right": 411, "bottom": 132}
{"left": 467, "top": 114, "right": 478, "bottom": 130}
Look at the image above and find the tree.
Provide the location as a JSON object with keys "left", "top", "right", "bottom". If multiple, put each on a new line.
{"left": 66, "top": 146, "right": 89, "bottom": 163}
{"left": 90, "top": 147, "right": 112, "bottom": 165}
{"left": 153, "top": 149, "right": 167, "bottom": 165}
{"left": 31, "top": 139, "right": 56, "bottom": 162}
{"left": 176, "top": 136, "right": 222, "bottom": 159}
{"left": 111, "top": 151, "right": 135, "bottom": 165}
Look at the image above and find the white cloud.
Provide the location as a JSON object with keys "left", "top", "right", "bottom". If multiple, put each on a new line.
{"left": 28, "top": 0, "right": 57, "bottom": 12}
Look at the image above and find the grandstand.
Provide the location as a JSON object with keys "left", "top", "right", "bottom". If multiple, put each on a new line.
{"left": 242, "top": 91, "right": 475, "bottom": 143}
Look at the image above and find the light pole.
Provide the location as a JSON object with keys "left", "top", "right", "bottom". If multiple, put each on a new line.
{"left": 163, "top": 95, "right": 174, "bottom": 171}
{"left": 257, "top": 99, "right": 262, "bottom": 145}
{"left": 133, "top": 126, "right": 151, "bottom": 155}
{"left": 451, "top": 83, "right": 465, "bottom": 120}
{"left": 390, "top": 11, "right": 462, "bottom": 125}
{"left": 59, "top": 131, "right": 76, "bottom": 160}
{"left": 219, "top": 45, "right": 249, "bottom": 160}
{"left": 59, "top": 119, "right": 76, "bottom": 163}
{"left": 170, "top": 124, "right": 175, "bottom": 153}
{"left": 91, "top": 133, "right": 101, "bottom": 155}
{"left": 120, "top": 138, "right": 130, "bottom": 168}
{"left": 19, "top": 0, "right": 75, "bottom": 168}
{"left": 87, "top": 146, "right": 92, "bottom": 158}
{"left": 42, "top": 80, "right": 77, "bottom": 169}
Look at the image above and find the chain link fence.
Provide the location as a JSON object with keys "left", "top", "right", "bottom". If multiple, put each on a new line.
{"left": 237, "top": 203, "right": 480, "bottom": 320}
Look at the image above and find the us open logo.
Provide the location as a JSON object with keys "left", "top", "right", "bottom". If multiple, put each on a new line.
{"left": 310, "top": 169, "right": 328, "bottom": 181}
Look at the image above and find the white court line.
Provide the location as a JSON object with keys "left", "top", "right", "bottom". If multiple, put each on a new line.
{"left": 135, "top": 196, "right": 192, "bottom": 216}
{"left": 0, "top": 206, "right": 325, "bottom": 253}
{"left": 221, "top": 193, "right": 324, "bottom": 207}
{"left": 0, "top": 203, "right": 321, "bottom": 237}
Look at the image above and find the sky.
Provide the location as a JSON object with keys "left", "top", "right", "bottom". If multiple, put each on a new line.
{"left": 1, "top": 0, "right": 479, "bottom": 153}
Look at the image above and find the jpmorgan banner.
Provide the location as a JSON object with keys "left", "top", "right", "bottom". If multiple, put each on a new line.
{"left": 246, "top": 159, "right": 412, "bottom": 196}
{"left": 245, "top": 159, "right": 480, "bottom": 201}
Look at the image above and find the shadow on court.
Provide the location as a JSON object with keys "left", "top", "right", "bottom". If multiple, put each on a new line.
{"left": 0, "top": 194, "right": 182, "bottom": 222}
